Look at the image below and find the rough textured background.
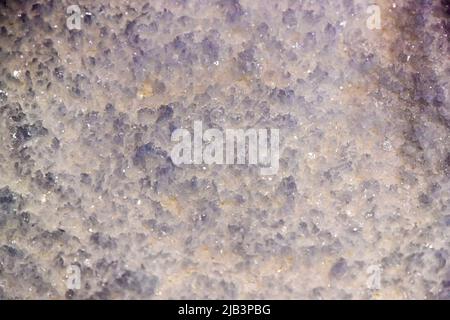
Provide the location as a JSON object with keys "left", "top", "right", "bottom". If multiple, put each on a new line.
{"left": 0, "top": 0, "right": 449, "bottom": 299}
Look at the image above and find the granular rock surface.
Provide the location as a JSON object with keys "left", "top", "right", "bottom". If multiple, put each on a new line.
{"left": 0, "top": 0, "right": 449, "bottom": 299}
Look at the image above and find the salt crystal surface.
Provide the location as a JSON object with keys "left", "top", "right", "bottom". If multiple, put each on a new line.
{"left": 0, "top": 0, "right": 449, "bottom": 299}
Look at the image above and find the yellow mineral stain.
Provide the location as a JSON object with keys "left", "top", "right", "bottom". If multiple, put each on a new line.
{"left": 137, "top": 79, "right": 154, "bottom": 99}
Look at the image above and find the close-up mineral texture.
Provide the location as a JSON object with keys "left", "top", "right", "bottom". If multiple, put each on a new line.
{"left": 0, "top": 0, "right": 449, "bottom": 300}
